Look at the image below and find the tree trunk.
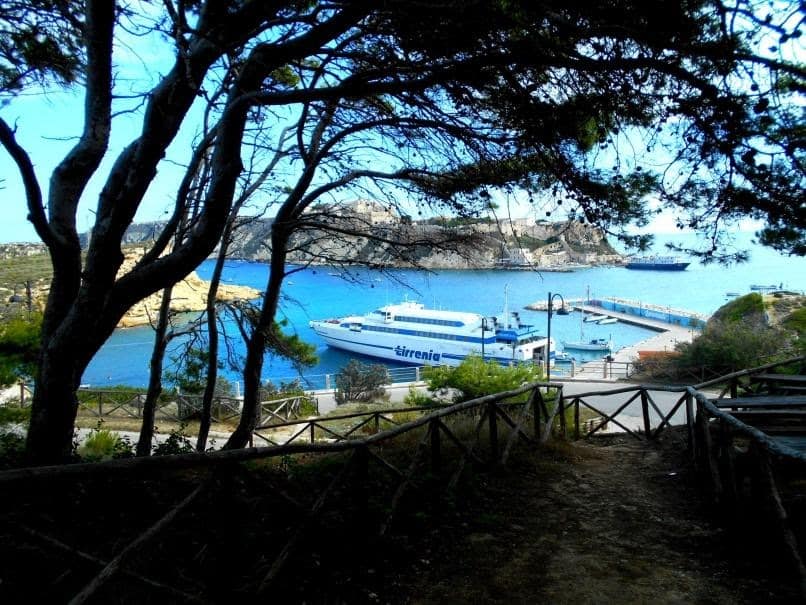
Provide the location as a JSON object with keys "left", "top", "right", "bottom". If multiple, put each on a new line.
{"left": 224, "top": 226, "right": 290, "bottom": 449}
{"left": 26, "top": 353, "right": 82, "bottom": 464}
{"left": 196, "top": 244, "right": 227, "bottom": 452}
{"left": 137, "top": 286, "right": 173, "bottom": 457}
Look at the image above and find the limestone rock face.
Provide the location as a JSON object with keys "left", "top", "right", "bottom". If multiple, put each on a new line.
{"left": 116, "top": 271, "right": 259, "bottom": 328}
{"left": 121, "top": 213, "right": 623, "bottom": 269}
{"left": 0, "top": 245, "right": 260, "bottom": 328}
{"left": 114, "top": 251, "right": 260, "bottom": 328}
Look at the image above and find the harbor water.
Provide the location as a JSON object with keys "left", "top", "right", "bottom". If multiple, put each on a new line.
{"left": 82, "top": 232, "right": 806, "bottom": 388}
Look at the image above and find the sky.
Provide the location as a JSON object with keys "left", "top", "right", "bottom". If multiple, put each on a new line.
{"left": 1, "top": 83, "right": 702, "bottom": 246}
{"left": 0, "top": 3, "right": 794, "bottom": 250}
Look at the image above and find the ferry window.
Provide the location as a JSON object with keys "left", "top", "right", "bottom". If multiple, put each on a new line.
{"left": 396, "top": 315, "right": 464, "bottom": 327}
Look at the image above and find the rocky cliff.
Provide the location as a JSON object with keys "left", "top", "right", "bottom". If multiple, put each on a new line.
{"left": 120, "top": 217, "right": 622, "bottom": 268}
{"left": 0, "top": 245, "right": 259, "bottom": 328}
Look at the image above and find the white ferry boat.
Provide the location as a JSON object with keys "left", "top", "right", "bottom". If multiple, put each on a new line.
{"left": 309, "top": 301, "right": 554, "bottom": 367}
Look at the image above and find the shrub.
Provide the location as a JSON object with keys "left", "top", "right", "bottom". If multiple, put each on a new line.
{"left": 78, "top": 427, "right": 134, "bottom": 461}
{"left": 673, "top": 320, "right": 795, "bottom": 374}
{"left": 403, "top": 386, "right": 438, "bottom": 407}
{"left": 0, "top": 406, "right": 31, "bottom": 425}
{"left": 334, "top": 360, "right": 390, "bottom": 405}
{"left": 0, "top": 313, "right": 42, "bottom": 386}
{"left": 260, "top": 379, "right": 318, "bottom": 416}
{"left": 423, "top": 354, "right": 543, "bottom": 403}
{"left": 783, "top": 308, "right": 806, "bottom": 355}
{"left": 164, "top": 347, "right": 218, "bottom": 395}
{"left": 153, "top": 424, "right": 195, "bottom": 456}
{"left": 0, "top": 431, "right": 26, "bottom": 469}
{"left": 711, "top": 293, "right": 765, "bottom": 324}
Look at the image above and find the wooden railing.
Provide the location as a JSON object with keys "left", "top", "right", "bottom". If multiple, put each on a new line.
{"left": 0, "top": 380, "right": 566, "bottom": 601}
{"left": 5, "top": 387, "right": 319, "bottom": 427}
{"left": 685, "top": 360, "right": 806, "bottom": 597}
{"left": 552, "top": 356, "right": 806, "bottom": 597}
{"left": 2, "top": 357, "right": 804, "bottom": 599}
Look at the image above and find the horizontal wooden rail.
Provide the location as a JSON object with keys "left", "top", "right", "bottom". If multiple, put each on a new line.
{"left": 691, "top": 389, "right": 806, "bottom": 463}
{"left": 692, "top": 356, "right": 806, "bottom": 391}
{"left": 0, "top": 381, "right": 562, "bottom": 483}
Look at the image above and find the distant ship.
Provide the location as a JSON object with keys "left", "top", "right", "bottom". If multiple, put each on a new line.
{"left": 749, "top": 283, "right": 781, "bottom": 292}
{"left": 625, "top": 255, "right": 690, "bottom": 271}
{"left": 310, "top": 299, "right": 554, "bottom": 367}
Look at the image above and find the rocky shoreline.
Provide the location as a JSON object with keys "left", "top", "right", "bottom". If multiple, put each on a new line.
{"left": 0, "top": 246, "right": 260, "bottom": 329}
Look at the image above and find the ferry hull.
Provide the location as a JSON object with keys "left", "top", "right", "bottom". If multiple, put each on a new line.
{"left": 311, "top": 323, "right": 552, "bottom": 367}
{"left": 625, "top": 262, "right": 689, "bottom": 271}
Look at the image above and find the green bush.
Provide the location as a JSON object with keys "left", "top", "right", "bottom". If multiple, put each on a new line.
{"left": 403, "top": 386, "right": 438, "bottom": 407}
{"left": 153, "top": 424, "right": 195, "bottom": 456}
{"left": 0, "top": 313, "right": 42, "bottom": 386}
{"left": 0, "top": 406, "right": 31, "bottom": 425}
{"left": 260, "top": 379, "right": 318, "bottom": 416}
{"left": 783, "top": 308, "right": 806, "bottom": 337}
{"left": 711, "top": 293, "right": 765, "bottom": 324}
{"left": 674, "top": 320, "right": 795, "bottom": 373}
{"left": 334, "top": 360, "right": 390, "bottom": 405}
{"left": 422, "top": 354, "right": 543, "bottom": 403}
{"left": 0, "top": 431, "right": 26, "bottom": 469}
{"left": 78, "top": 427, "right": 134, "bottom": 461}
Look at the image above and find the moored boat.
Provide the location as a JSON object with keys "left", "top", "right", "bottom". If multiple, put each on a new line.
{"left": 597, "top": 317, "right": 618, "bottom": 325}
{"left": 749, "top": 283, "right": 780, "bottom": 291}
{"left": 310, "top": 300, "right": 554, "bottom": 367}
{"left": 562, "top": 338, "right": 612, "bottom": 351}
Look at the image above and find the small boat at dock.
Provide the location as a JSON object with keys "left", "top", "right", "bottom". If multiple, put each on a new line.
{"left": 584, "top": 314, "right": 605, "bottom": 323}
{"left": 597, "top": 317, "right": 618, "bottom": 325}
{"left": 562, "top": 338, "right": 612, "bottom": 352}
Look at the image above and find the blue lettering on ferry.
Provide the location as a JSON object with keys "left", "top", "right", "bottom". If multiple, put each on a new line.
{"left": 394, "top": 345, "right": 440, "bottom": 363}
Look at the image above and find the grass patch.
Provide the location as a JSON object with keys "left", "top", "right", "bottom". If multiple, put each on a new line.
{"left": 0, "top": 405, "right": 30, "bottom": 425}
{"left": 711, "top": 292, "right": 764, "bottom": 323}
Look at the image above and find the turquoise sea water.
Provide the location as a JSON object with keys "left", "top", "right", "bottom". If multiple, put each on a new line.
{"left": 82, "top": 232, "right": 806, "bottom": 388}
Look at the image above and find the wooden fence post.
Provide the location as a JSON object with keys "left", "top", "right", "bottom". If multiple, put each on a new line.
{"left": 488, "top": 402, "right": 499, "bottom": 464}
{"left": 430, "top": 419, "right": 441, "bottom": 474}
{"left": 730, "top": 378, "right": 738, "bottom": 399}
{"left": 374, "top": 413, "right": 380, "bottom": 434}
{"left": 532, "top": 388, "right": 542, "bottom": 440}
{"left": 696, "top": 408, "right": 722, "bottom": 501}
{"left": 750, "top": 442, "right": 806, "bottom": 597}
{"left": 558, "top": 391, "right": 566, "bottom": 438}
{"left": 354, "top": 445, "right": 369, "bottom": 520}
{"left": 574, "top": 398, "right": 580, "bottom": 440}
{"left": 717, "top": 419, "right": 738, "bottom": 512}
{"left": 685, "top": 391, "right": 694, "bottom": 457}
{"left": 640, "top": 389, "right": 651, "bottom": 436}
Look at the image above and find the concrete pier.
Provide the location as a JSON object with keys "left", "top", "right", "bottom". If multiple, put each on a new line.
{"left": 571, "top": 304, "right": 680, "bottom": 332}
{"left": 533, "top": 301, "right": 704, "bottom": 381}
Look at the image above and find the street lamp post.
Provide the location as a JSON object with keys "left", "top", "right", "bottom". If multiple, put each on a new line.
{"left": 481, "top": 317, "right": 489, "bottom": 360}
{"left": 546, "top": 291, "right": 565, "bottom": 380}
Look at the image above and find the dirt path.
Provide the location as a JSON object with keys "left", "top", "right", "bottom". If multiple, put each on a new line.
{"left": 395, "top": 434, "right": 797, "bottom": 604}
